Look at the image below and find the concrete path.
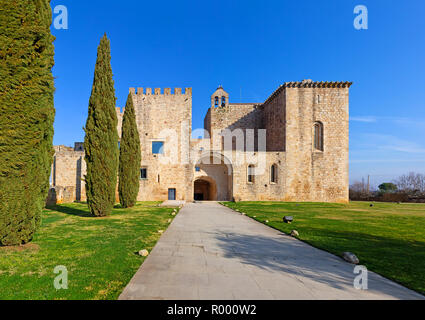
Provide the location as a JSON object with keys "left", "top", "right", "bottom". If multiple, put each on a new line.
{"left": 119, "top": 202, "right": 424, "bottom": 300}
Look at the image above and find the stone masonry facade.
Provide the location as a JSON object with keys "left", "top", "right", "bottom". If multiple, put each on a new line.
{"left": 49, "top": 80, "right": 351, "bottom": 204}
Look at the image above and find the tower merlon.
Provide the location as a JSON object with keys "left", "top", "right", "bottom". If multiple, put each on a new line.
{"left": 115, "top": 106, "right": 123, "bottom": 114}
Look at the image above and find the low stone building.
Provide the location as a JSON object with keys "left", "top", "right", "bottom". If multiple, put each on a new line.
{"left": 50, "top": 80, "right": 351, "bottom": 204}
{"left": 49, "top": 144, "right": 86, "bottom": 204}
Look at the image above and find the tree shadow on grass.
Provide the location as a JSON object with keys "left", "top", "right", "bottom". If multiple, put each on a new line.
{"left": 46, "top": 204, "right": 93, "bottom": 218}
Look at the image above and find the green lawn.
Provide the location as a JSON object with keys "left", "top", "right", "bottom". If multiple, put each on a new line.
{"left": 0, "top": 202, "right": 177, "bottom": 300}
{"left": 221, "top": 201, "right": 425, "bottom": 295}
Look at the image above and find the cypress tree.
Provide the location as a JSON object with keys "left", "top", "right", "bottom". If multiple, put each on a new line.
{"left": 0, "top": 0, "right": 55, "bottom": 246}
{"left": 119, "top": 94, "right": 141, "bottom": 208}
{"left": 84, "top": 34, "right": 119, "bottom": 217}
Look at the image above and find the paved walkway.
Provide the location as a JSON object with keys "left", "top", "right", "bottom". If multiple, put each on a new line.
{"left": 119, "top": 202, "right": 424, "bottom": 300}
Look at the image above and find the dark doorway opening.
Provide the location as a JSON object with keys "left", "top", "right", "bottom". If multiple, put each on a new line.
{"left": 194, "top": 193, "right": 204, "bottom": 201}
{"left": 194, "top": 178, "right": 217, "bottom": 201}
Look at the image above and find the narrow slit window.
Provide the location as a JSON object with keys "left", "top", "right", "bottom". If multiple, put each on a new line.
{"left": 271, "top": 164, "right": 278, "bottom": 183}
{"left": 314, "top": 122, "right": 324, "bottom": 151}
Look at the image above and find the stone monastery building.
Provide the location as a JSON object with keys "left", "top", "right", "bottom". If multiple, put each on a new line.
{"left": 51, "top": 80, "right": 352, "bottom": 204}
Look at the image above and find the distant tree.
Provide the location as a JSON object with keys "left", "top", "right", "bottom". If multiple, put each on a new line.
{"left": 393, "top": 172, "right": 425, "bottom": 193}
{"left": 350, "top": 181, "right": 366, "bottom": 193}
{"left": 84, "top": 34, "right": 119, "bottom": 217}
{"left": 349, "top": 180, "right": 369, "bottom": 200}
{"left": 0, "top": 1, "right": 55, "bottom": 246}
{"left": 378, "top": 183, "right": 398, "bottom": 193}
{"left": 118, "top": 93, "right": 141, "bottom": 208}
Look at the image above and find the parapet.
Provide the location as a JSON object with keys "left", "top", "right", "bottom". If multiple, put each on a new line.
{"left": 129, "top": 87, "right": 192, "bottom": 96}
{"left": 263, "top": 80, "right": 353, "bottom": 105}
{"left": 54, "top": 145, "right": 74, "bottom": 153}
{"left": 282, "top": 80, "right": 353, "bottom": 88}
{"left": 54, "top": 144, "right": 84, "bottom": 155}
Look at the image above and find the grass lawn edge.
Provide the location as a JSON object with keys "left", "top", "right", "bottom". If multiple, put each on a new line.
{"left": 219, "top": 201, "right": 425, "bottom": 296}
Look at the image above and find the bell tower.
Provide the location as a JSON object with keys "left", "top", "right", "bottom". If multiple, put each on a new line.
{"left": 210, "top": 86, "right": 229, "bottom": 108}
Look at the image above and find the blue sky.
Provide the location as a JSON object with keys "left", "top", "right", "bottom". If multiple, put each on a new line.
{"left": 50, "top": 0, "right": 425, "bottom": 187}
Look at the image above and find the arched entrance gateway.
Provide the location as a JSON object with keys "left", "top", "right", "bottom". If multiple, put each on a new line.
{"left": 194, "top": 177, "right": 217, "bottom": 201}
{"left": 193, "top": 152, "right": 233, "bottom": 201}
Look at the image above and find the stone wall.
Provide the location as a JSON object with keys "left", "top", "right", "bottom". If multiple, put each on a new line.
{"left": 116, "top": 107, "right": 124, "bottom": 139}
{"left": 206, "top": 103, "right": 263, "bottom": 151}
{"left": 231, "top": 151, "right": 286, "bottom": 201}
{"left": 263, "top": 89, "right": 286, "bottom": 152}
{"left": 48, "top": 144, "right": 86, "bottom": 204}
{"left": 46, "top": 186, "right": 76, "bottom": 206}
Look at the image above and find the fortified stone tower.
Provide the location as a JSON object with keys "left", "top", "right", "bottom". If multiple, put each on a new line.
{"left": 262, "top": 79, "right": 351, "bottom": 202}
{"left": 129, "top": 87, "right": 193, "bottom": 201}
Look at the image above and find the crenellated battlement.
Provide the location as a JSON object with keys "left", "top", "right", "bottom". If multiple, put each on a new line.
{"left": 129, "top": 87, "right": 192, "bottom": 96}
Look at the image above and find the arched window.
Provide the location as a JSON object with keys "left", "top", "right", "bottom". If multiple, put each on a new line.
{"left": 270, "top": 164, "right": 278, "bottom": 183}
{"left": 215, "top": 96, "right": 219, "bottom": 107}
{"left": 314, "top": 122, "right": 324, "bottom": 151}
{"left": 221, "top": 96, "right": 226, "bottom": 107}
{"left": 247, "top": 165, "right": 255, "bottom": 184}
